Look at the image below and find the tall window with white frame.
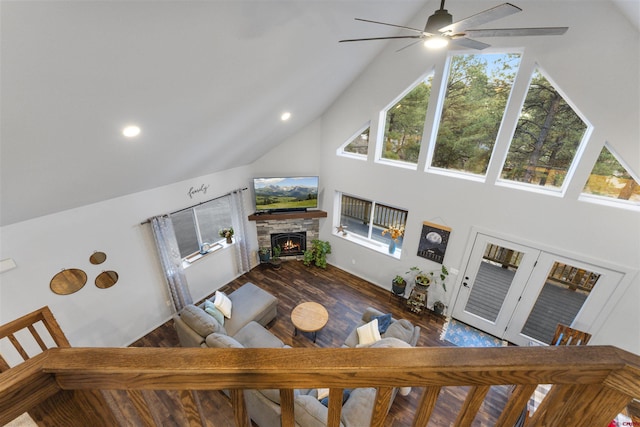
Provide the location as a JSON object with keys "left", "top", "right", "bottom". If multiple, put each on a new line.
{"left": 170, "top": 195, "right": 233, "bottom": 259}
{"left": 499, "top": 68, "right": 589, "bottom": 191}
{"left": 338, "top": 193, "right": 408, "bottom": 254}
{"left": 429, "top": 52, "right": 522, "bottom": 177}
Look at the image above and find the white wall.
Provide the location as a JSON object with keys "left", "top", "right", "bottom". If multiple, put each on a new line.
{"left": 312, "top": 1, "right": 640, "bottom": 354}
{"left": 0, "top": 166, "right": 253, "bottom": 361}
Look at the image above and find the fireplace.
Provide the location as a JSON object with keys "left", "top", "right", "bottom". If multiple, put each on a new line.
{"left": 271, "top": 232, "right": 307, "bottom": 257}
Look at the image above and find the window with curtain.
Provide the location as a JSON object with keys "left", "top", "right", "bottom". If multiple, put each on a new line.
{"left": 170, "top": 196, "right": 233, "bottom": 259}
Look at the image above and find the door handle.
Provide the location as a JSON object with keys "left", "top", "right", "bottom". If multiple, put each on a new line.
{"left": 463, "top": 276, "right": 470, "bottom": 288}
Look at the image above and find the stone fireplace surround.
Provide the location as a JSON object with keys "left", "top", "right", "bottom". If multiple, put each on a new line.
{"left": 249, "top": 211, "right": 327, "bottom": 259}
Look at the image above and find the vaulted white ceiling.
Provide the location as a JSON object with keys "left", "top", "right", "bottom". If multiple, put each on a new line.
{"left": 1, "top": 0, "right": 637, "bottom": 226}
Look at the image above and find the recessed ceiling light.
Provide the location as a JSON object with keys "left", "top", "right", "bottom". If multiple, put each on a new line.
{"left": 281, "top": 112, "right": 291, "bottom": 121}
{"left": 122, "top": 125, "right": 141, "bottom": 137}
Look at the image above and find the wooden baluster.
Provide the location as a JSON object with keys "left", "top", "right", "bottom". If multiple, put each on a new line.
{"left": 231, "top": 389, "right": 250, "bottom": 427}
{"left": 7, "top": 334, "right": 29, "bottom": 361}
{"left": 327, "top": 388, "right": 344, "bottom": 427}
{"left": 125, "top": 390, "right": 155, "bottom": 426}
{"left": 454, "top": 385, "right": 490, "bottom": 427}
{"left": 0, "top": 355, "right": 10, "bottom": 373}
{"left": 179, "top": 390, "right": 205, "bottom": 426}
{"left": 40, "top": 306, "right": 71, "bottom": 347}
{"left": 412, "top": 386, "right": 441, "bottom": 427}
{"left": 28, "top": 325, "right": 49, "bottom": 352}
{"left": 494, "top": 384, "right": 537, "bottom": 427}
{"left": 280, "top": 389, "right": 295, "bottom": 427}
{"left": 370, "top": 387, "right": 393, "bottom": 427}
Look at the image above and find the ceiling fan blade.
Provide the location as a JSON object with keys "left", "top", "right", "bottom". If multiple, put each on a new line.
{"left": 439, "top": 3, "right": 521, "bottom": 34}
{"left": 354, "top": 18, "right": 425, "bottom": 35}
{"left": 339, "top": 35, "right": 423, "bottom": 43}
{"left": 451, "top": 37, "right": 491, "bottom": 50}
{"left": 462, "top": 27, "right": 569, "bottom": 37}
{"left": 396, "top": 39, "right": 424, "bottom": 52}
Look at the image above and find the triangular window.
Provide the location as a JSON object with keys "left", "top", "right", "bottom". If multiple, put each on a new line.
{"left": 339, "top": 123, "right": 370, "bottom": 159}
{"left": 500, "top": 68, "right": 590, "bottom": 191}
{"left": 379, "top": 73, "right": 434, "bottom": 166}
{"left": 581, "top": 143, "right": 640, "bottom": 206}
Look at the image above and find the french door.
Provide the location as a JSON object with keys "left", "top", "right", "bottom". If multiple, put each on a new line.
{"left": 451, "top": 233, "right": 624, "bottom": 346}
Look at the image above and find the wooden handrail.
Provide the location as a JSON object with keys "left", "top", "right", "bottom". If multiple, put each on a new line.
{"left": 2, "top": 345, "right": 639, "bottom": 426}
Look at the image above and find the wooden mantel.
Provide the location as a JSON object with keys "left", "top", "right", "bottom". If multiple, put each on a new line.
{"left": 248, "top": 210, "right": 327, "bottom": 221}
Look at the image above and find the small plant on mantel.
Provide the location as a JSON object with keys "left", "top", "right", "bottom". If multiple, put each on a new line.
{"left": 303, "top": 239, "right": 331, "bottom": 269}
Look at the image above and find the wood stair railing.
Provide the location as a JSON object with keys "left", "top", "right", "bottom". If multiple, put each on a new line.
{"left": 2, "top": 308, "right": 640, "bottom": 427}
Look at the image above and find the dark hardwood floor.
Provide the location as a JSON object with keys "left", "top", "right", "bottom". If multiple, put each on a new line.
{"left": 129, "top": 260, "right": 510, "bottom": 426}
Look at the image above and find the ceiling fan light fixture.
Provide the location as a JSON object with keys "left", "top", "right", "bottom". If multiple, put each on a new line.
{"left": 424, "top": 36, "right": 449, "bottom": 49}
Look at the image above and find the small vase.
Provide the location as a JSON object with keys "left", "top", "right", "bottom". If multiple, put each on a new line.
{"left": 388, "top": 240, "right": 396, "bottom": 254}
{"left": 226, "top": 236, "right": 233, "bottom": 244}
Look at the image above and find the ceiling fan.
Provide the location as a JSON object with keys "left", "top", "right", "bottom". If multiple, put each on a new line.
{"left": 339, "top": 1, "right": 568, "bottom": 51}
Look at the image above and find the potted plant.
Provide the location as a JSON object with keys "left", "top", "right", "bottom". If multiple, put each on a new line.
{"left": 258, "top": 247, "right": 271, "bottom": 263}
{"left": 433, "top": 300, "right": 446, "bottom": 316}
{"left": 303, "top": 239, "right": 332, "bottom": 269}
{"left": 391, "top": 275, "right": 407, "bottom": 295}
{"left": 407, "top": 266, "right": 432, "bottom": 288}
{"left": 219, "top": 227, "right": 234, "bottom": 244}
{"left": 407, "top": 265, "right": 449, "bottom": 290}
{"left": 430, "top": 265, "right": 450, "bottom": 292}
{"left": 381, "top": 224, "right": 405, "bottom": 254}
{"left": 270, "top": 245, "right": 282, "bottom": 270}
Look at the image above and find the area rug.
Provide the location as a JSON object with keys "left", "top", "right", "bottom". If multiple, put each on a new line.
{"left": 440, "top": 318, "right": 505, "bottom": 347}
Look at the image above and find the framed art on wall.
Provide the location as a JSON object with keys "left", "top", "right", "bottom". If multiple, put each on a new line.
{"left": 417, "top": 221, "right": 451, "bottom": 264}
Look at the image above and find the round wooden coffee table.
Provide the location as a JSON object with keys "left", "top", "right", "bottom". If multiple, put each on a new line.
{"left": 291, "top": 302, "right": 329, "bottom": 343}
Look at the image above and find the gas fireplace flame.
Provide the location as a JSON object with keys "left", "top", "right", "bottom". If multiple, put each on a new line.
{"left": 283, "top": 239, "right": 301, "bottom": 252}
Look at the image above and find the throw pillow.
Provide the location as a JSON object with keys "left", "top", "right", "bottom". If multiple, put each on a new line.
{"left": 356, "top": 319, "right": 381, "bottom": 346}
{"left": 180, "top": 304, "right": 223, "bottom": 337}
{"left": 203, "top": 300, "right": 225, "bottom": 325}
{"left": 316, "top": 388, "right": 329, "bottom": 400}
{"left": 385, "top": 319, "right": 415, "bottom": 344}
{"left": 214, "top": 291, "right": 232, "bottom": 318}
{"left": 372, "top": 313, "right": 392, "bottom": 334}
{"left": 319, "top": 389, "right": 351, "bottom": 407}
{"left": 205, "top": 333, "right": 243, "bottom": 348}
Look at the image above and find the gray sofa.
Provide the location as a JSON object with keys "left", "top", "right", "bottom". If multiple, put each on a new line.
{"left": 173, "top": 288, "right": 419, "bottom": 427}
{"left": 342, "top": 306, "right": 421, "bottom": 348}
{"left": 173, "top": 282, "right": 279, "bottom": 348}
{"left": 241, "top": 307, "right": 420, "bottom": 427}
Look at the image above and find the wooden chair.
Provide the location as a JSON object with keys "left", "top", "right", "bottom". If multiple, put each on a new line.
{"left": 551, "top": 323, "right": 591, "bottom": 346}
{"left": 514, "top": 324, "right": 591, "bottom": 426}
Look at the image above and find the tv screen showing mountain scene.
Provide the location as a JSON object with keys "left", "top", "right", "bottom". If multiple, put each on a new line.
{"left": 253, "top": 176, "right": 319, "bottom": 211}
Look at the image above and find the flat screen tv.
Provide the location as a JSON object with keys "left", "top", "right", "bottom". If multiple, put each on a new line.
{"left": 253, "top": 176, "right": 319, "bottom": 212}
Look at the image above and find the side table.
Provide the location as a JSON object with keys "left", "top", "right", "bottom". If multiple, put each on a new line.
{"left": 291, "top": 302, "right": 329, "bottom": 343}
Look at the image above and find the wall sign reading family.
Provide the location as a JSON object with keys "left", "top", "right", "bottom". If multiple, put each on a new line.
{"left": 417, "top": 221, "right": 451, "bottom": 264}
{"left": 188, "top": 184, "right": 210, "bottom": 199}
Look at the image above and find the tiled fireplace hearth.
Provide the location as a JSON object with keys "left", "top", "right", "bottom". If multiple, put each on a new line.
{"left": 249, "top": 211, "right": 327, "bottom": 259}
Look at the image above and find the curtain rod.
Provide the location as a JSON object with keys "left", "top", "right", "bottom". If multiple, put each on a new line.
{"left": 140, "top": 187, "right": 247, "bottom": 225}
